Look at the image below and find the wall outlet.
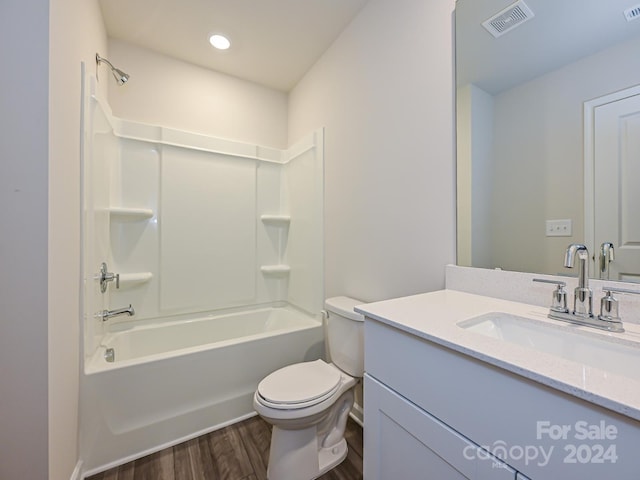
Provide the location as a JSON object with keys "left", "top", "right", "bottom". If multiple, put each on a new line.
{"left": 546, "top": 219, "right": 572, "bottom": 237}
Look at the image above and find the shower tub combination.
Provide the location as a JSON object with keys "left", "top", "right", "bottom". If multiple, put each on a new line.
{"left": 82, "top": 304, "right": 323, "bottom": 474}
{"left": 80, "top": 75, "right": 325, "bottom": 475}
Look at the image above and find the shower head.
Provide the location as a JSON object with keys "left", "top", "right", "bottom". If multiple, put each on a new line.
{"left": 111, "top": 67, "right": 130, "bottom": 85}
{"left": 96, "top": 53, "right": 130, "bottom": 85}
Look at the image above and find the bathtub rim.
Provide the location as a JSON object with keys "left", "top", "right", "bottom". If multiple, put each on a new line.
{"left": 84, "top": 302, "right": 322, "bottom": 375}
{"left": 104, "top": 300, "right": 308, "bottom": 332}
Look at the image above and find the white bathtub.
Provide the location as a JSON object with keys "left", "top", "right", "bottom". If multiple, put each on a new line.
{"left": 80, "top": 304, "right": 324, "bottom": 475}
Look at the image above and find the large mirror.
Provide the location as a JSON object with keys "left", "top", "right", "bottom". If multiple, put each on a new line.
{"left": 456, "top": 0, "right": 640, "bottom": 281}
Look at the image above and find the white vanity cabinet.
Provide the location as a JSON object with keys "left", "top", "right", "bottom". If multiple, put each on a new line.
{"left": 365, "top": 373, "right": 516, "bottom": 479}
{"left": 362, "top": 315, "right": 640, "bottom": 479}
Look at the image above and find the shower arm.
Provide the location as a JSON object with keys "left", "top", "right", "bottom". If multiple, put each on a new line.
{"left": 96, "top": 53, "right": 113, "bottom": 70}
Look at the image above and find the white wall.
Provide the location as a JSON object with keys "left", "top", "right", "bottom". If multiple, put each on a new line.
{"left": 470, "top": 86, "right": 494, "bottom": 269}
{"left": 107, "top": 39, "right": 289, "bottom": 149}
{"left": 490, "top": 35, "right": 640, "bottom": 275}
{"left": 288, "top": 0, "right": 457, "bottom": 302}
{"left": 456, "top": 85, "right": 473, "bottom": 267}
{"left": 49, "top": 0, "right": 108, "bottom": 478}
{"left": 0, "top": 1, "right": 49, "bottom": 479}
{"left": 457, "top": 84, "right": 494, "bottom": 268}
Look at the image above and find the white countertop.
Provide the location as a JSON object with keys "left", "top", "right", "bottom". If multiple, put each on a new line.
{"left": 355, "top": 289, "right": 640, "bottom": 422}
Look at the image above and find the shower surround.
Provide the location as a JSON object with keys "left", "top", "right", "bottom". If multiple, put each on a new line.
{"left": 79, "top": 75, "right": 324, "bottom": 475}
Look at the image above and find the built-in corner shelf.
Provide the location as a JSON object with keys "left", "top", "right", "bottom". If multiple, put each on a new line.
{"left": 260, "top": 265, "right": 291, "bottom": 276}
{"left": 118, "top": 272, "right": 153, "bottom": 288}
{"left": 109, "top": 207, "right": 154, "bottom": 221}
{"left": 260, "top": 214, "right": 291, "bottom": 227}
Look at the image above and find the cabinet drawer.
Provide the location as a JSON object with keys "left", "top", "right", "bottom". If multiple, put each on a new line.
{"left": 364, "top": 374, "right": 516, "bottom": 480}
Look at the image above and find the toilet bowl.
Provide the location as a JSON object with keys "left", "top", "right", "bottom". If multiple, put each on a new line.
{"left": 253, "top": 296, "right": 365, "bottom": 480}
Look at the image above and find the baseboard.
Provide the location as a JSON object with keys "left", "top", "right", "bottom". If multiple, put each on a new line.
{"left": 350, "top": 402, "right": 364, "bottom": 427}
{"left": 70, "top": 460, "right": 83, "bottom": 480}
{"left": 81, "top": 412, "right": 257, "bottom": 478}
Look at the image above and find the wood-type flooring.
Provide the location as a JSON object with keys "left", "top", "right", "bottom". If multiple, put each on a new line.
{"left": 87, "top": 415, "right": 363, "bottom": 480}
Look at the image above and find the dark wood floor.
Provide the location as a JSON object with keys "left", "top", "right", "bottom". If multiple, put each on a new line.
{"left": 87, "top": 415, "right": 363, "bottom": 480}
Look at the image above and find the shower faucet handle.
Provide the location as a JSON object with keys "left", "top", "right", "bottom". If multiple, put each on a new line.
{"left": 97, "top": 262, "right": 120, "bottom": 293}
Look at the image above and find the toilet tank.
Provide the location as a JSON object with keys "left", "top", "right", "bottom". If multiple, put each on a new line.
{"left": 324, "top": 296, "right": 365, "bottom": 377}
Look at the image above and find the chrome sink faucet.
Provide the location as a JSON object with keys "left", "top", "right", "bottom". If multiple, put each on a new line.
{"left": 533, "top": 243, "right": 632, "bottom": 333}
{"left": 564, "top": 243, "right": 592, "bottom": 317}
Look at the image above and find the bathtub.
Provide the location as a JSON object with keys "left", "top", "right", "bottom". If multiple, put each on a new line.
{"left": 80, "top": 304, "right": 324, "bottom": 475}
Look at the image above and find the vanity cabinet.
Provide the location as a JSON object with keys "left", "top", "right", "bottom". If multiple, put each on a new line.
{"left": 363, "top": 317, "right": 640, "bottom": 479}
{"left": 365, "top": 374, "right": 516, "bottom": 479}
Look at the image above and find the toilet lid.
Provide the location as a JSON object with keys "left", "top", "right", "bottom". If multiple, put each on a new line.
{"left": 257, "top": 359, "right": 341, "bottom": 409}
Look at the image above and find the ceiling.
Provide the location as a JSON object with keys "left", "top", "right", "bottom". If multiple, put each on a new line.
{"left": 98, "top": 0, "right": 368, "bottom": 92}
{"left": 456, "top": 0, "right": 640, "bottom": 95}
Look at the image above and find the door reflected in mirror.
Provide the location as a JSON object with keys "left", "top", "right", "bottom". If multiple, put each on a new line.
{"left": 456, "top": 0, "right": 640, "bottom": 280}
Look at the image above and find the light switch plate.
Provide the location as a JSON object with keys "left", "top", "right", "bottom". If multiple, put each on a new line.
{"left": 546, "top": 219, "right": 572, "bottom": 237}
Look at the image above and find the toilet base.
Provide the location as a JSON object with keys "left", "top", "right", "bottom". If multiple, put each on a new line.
{"left": 318, "top": 438, "right": 348, "bottom": 476}
{"left": 266, "top": 426, "right": 348, "bottom": 480}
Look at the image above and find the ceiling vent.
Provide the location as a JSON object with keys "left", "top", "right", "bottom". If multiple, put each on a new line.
{"left": 482, "top": 0, "right": 535, "bottom": 38}
{"left": 624, "top": 4, "right": 640, "bottom": 21}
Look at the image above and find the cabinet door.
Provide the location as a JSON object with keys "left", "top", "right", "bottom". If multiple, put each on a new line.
{"left": 365, "top": 374, "right": 516, "bottom": 480}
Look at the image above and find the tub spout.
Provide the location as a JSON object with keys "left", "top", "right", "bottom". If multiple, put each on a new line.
{"left": 96, "top": 304, "right": 135, "bottom": 322}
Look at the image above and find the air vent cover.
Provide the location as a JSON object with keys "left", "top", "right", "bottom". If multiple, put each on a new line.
{"left": 482, "top": 0, "right": 535, "bottom": 38}
{"left": 624, "top": 4, "right": 640, "bottom": 21}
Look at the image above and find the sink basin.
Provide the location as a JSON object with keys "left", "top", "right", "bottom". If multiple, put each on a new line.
{"left": 458, "top": 312, "right": 640, "bottom": 382}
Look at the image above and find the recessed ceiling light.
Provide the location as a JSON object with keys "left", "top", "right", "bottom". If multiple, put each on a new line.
{"left": 209, "top": 34, "right": 231, "bottom": 50}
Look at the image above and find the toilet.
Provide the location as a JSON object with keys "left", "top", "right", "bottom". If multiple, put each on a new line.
{"left": 253, "top": 296, "right": 365, "bottom": 480}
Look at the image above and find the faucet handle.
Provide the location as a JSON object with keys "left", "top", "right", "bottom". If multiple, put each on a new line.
{"left": 598, "top": 286, "right": 640, "bottom": 326}
{"left": 598, "top": 290, "right": 620, "bottom": 323}
{"left": 97, "top": 262, "right": 120, "bottom": 293}
{"left": 601, "top": 285, "right": 640, "bottom": 296}
{"left": 533, "top": 278, "right": 568, "bottom": 313}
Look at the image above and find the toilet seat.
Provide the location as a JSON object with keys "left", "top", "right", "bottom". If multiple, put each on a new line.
{"left": 257, "top": 360, "right": 341, "bottom": 410}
